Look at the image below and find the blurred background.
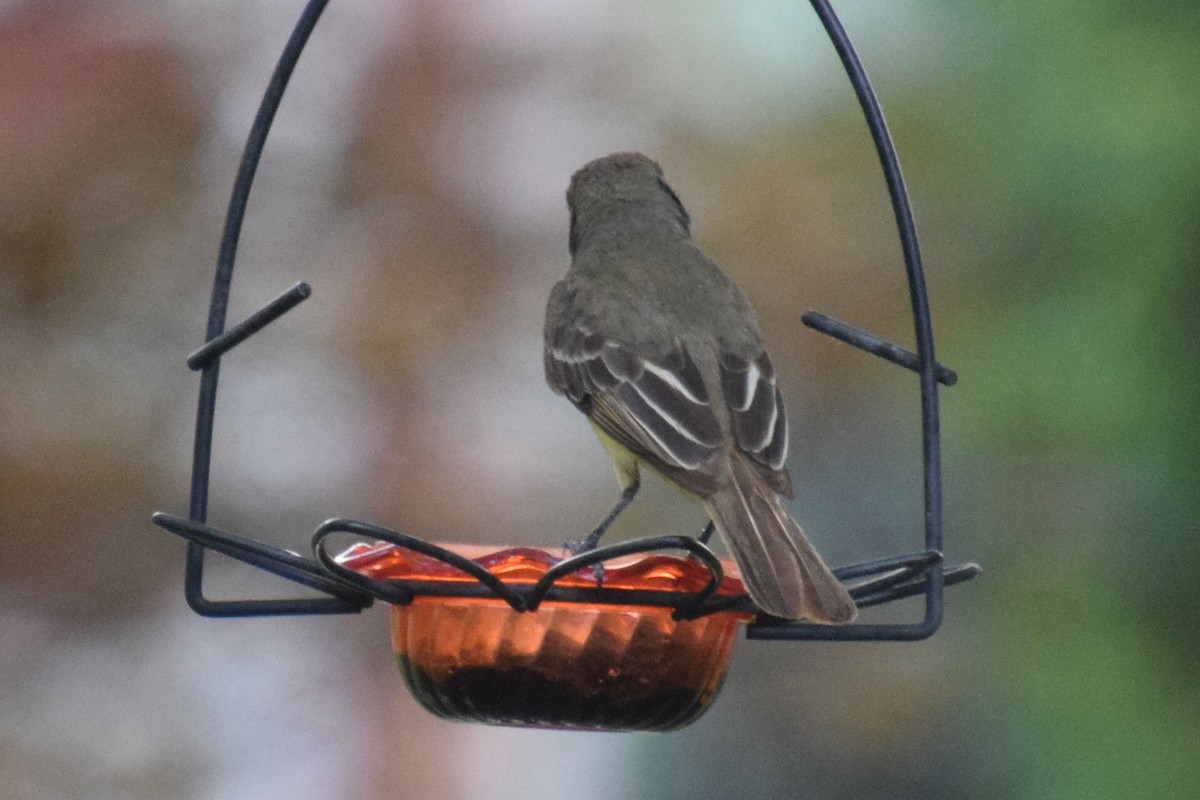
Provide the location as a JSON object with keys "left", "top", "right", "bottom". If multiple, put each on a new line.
{"left": 2, "top": 0, "right": 1197, "bottom": 797}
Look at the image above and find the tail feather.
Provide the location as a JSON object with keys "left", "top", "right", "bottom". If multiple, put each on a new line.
{"left": 702, "top": 454, "right": 857, "bottom": 623}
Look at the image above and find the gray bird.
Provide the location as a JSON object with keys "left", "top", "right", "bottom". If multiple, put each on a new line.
{"left": 543, "top": 151, "right": 857, "bottom": 622}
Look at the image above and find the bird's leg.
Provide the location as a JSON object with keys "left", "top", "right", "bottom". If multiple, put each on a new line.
{"left": 566, "top": 477, "right": 640, "bottom": 555}
{"left": 698, "top": 520, "right": 716, "bottom": 544}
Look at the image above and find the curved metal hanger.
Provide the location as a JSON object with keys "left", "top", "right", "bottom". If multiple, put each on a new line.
{"left": 153, "top": 0, "right": 979, "bottom": 638}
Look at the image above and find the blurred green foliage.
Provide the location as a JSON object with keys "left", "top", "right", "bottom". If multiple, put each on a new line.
{"left": 923, "top": 1, "right": 1200, "bottom": 796}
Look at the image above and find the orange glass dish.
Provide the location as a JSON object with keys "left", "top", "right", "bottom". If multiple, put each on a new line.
{"left": 338, "top": 543, "right": 751, "bottom": 731}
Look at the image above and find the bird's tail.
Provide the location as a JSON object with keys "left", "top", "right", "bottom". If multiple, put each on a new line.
{"left": 702, "top": 453, "right": 857, "bottom": 622}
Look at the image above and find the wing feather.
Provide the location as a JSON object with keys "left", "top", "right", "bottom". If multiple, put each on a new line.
{"left": 719, "top": 349, "right": 793, "bottom": 497}
{"left": 545, "top": 311, "right": 723, "bottom": 494}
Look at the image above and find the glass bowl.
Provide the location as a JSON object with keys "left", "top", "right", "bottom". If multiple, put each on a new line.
{"left": 338, "top": 543, "right": 751, "bottom": 731}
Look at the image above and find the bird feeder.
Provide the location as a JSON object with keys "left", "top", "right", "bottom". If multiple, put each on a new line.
{"left": 153, "top": 0, "right": 980, "bottom": 732}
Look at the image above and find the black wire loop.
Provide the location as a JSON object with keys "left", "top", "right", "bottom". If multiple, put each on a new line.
{"left": 153, "top": 0, "right": 978, "bottom": 634}
{"left": 313, "top": 519, "right": 527, "bottom": 609}
{"left": 311, "top": 522, "right": 733, "bottom": 621}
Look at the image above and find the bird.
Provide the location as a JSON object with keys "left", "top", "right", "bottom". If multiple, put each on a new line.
{"left": 542, "top": 151, "right": 857, "bottom": 622}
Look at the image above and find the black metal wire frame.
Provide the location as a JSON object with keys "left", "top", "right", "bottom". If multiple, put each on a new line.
{"left": 152, "top": 0, "right": 979, "bottom": 635}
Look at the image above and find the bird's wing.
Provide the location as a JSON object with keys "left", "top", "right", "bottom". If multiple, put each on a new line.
{"left": 545, "top": 308, "right": 725, "bottom": 496}
{"left": 717, "top": 348, "right": 794, "bottom": 498}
